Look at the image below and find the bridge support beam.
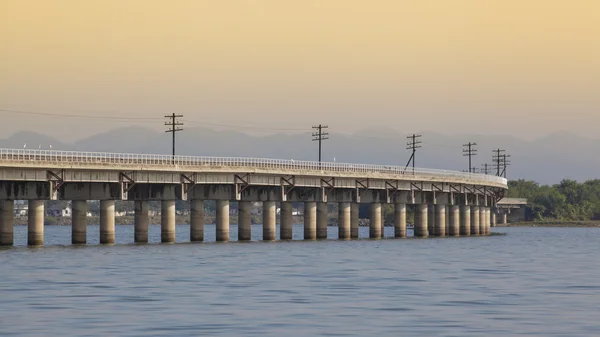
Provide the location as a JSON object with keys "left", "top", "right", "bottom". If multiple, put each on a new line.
{"left": 72, "top": 200, "right": 88, "bottom": 244}
{"left": 237, "top": 201, "right": 251, "bottom": 241}
{"left": 502, "top": 212, "right": 508, "bottom": 225}
{"left": 263, "top": 201, "right": 276, "bottom": 241}
{"left": 316, "top": 202, "right": 328, "bottom": 239}
{"left": 134, "top": 200, "right": 149, "bottom": 243}
{"left": 491, "top": 211, "right": 497, "bottom": 228}
{"left": 338, "top": 202, "right": 351, "bottom": 239}
{"left": 434, "top": 204, "right": 446, "bottom": 237}
{"left": 448, "top": 205, "right": 460, "bottom": 236}
{"left": 479, "top": 206, "right": 486, "bottom": 236}
{"left": 27, "top": 200, "right": 44, "bottom": 246}
{"left": 414, "top": 204, "right": 428, "bottom": 238}
{"left": 190, "top": 199, "right": 204, "bottom": 242}
{"left": 100, "top": 200, "right": 115, "bottom": 244}
{"left": 161, "top": 200, "right": 176, "bottom": 243}
{"left": 460, "top": 205, "right": 471, "bottom": 236}
{"left": 351, "top": 203, "right": 359, "bottom": 239}
{"left": 428, "top": 205, "right": 435, "bottom": 237}
{"left": 369, "top": 202, "right": 382, "bottom": 239}
{"left": 471, "top": 206, "right": 480, "bottom": 236}
{"left": 394, "top": 203, "right": 406, "bottom": 238}
{"left": 280, "top": 201, "right": 293, "bottom": 240}
{"left": 304, "top": 201, "right": 316, "bottom": 240}
{"left": 0, "top": 200, "right": 13, "bottom": 246}
{"left": 486, "top": 208, "right": 492, "bottom": 234}
{"left": 216, "top": 200, "right": 230, "bottom": 242}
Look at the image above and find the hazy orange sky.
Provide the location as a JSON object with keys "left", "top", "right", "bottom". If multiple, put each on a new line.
{"left": 1, "top": 0, "right": 598, "bottom": 141}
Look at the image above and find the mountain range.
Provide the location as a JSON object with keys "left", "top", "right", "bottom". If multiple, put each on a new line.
{"left": 1, "top": 126, "right": 598, "bottom": 185}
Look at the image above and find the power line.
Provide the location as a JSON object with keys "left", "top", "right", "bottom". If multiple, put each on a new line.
{"left": 481, "top": 163, "right": 491, "bottom": 175}
{"left": 312, "top": 124, "right": 329, "bottom": 163}
{"left": 0, "top": 109, "right": 162, "bottom": 121}
{"left": 182, "top": 119, "right": 310, "bottom": 132}
{"left": 492, "top": 149, "right": 506, "bottom": 176}
{"left": 404, "top": 134, "right": 422, "bottom": 174}
{"left": 463, "top": 142, "right": 477, "bottom": 173}
{"left": 165, "top": 114, "right": 183, "bottom": 164}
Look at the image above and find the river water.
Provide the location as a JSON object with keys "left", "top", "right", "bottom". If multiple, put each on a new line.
{"left": 1, "top": 225, "right": 599, "bottom": 336}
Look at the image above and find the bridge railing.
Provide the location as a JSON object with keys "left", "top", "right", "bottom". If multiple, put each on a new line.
{"left": 0, "top": 148, "right": 508, "bottom": 185}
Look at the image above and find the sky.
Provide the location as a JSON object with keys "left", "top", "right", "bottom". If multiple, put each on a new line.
{"left": 1, "top": 0, "right": 599, "bottom": 142}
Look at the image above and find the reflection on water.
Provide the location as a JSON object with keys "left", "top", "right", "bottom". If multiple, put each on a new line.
{"left": 1, "top": 226, "right": 600, "bottom": 336}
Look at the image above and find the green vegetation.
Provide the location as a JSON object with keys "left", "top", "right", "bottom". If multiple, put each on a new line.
{"left": 508, "top": 179, "right": 600, "bottom": 221}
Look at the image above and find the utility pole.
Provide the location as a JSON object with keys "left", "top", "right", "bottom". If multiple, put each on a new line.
{"left": 312, "top": 124, "right": 329, "bottom": 163}
{"left": 165, "top": 113, "right": 184, "bottom": 164}
{"left": 404, "top": 134, "right": 422, "bottom": 174}
{"left": 481, "top": 163, "right": 491, "bottom": 175}
{"left": 492, "top": 148, "right": 506, "bottom": 176}
{"left": 500, "top": 154, "right": 511, "bottom": 178}
{"left": 463, "top": 142, "right": 477, "bottom": 173}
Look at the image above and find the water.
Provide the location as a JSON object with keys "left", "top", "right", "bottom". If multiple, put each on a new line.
{"left": 1, "top": 226, "right": 600, "bottom": 336}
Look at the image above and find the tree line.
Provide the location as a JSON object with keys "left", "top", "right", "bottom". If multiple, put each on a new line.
{"left": 508, "top": 179, "right": 600, "bottom": 221}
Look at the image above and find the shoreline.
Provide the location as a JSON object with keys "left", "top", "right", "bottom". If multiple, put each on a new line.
{"left": 496, "top": 221, "right": 600, "bottom": 228}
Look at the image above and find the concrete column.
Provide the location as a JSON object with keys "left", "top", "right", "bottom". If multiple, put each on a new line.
{"left": 304, "top": 201, "right": 316, "bottom": 240}
{"left": 280, "top": 201, "right": 293, "bottom": 240}
{"left": 72, "top": 200, "right": 88, "bottom": 244}
{"left": 27, "top": 200, "right": 44, "bottom": 246}
{"left": 0, "top": 200, "right": 13, "bottom": 246}
{"left": 238, "top": 201, "right": 252, "bottom": 241}
{"left": 486, "top": 208, "right": 492, "bottom": 235}
{"left": 502, "top": 212, "right": 508, "bottom": 225}
{"left": 216, "top": 200, "right": 230, "bottom": 242}
{"left": 190, "top": 199, "right": 204, "bottom": 242}
{"left": 99, "top": 200, "right": 115, "bottom": 244}
{"left": 479, "top": 206, "right": 486, "bottom": 236}
{"left": 448, "top": 205, "right": 460, "bottom": 236}
{"left": 460, "top": 205, "right": 471, "bottom": 236}
{"left": 491, "top": 211, "right": 497, "bottom": 228}
{"left": 338, "top": 202, "right": 351, "bottom": 239}
{"left": 471, "top": 206, "right": 480, "bottom": 236}
{"left": 350, "top": 203, "right": 359, "bottom": 239}
{"left": 316, "top": 202, "right": 328, "bottom": 239}
{"left": 414, "top": 204, "right": 428, "bottom": 238}
{"left": 435, "top": 204, "right": 446, "bottom": 237}
{"left": 427, "top": 206, "right": 435, "bottom": 236}
{"left": 369, "top": 203, "right": 382, "bottom": 239}
{"left": 134, "top": 200, "right": 149, "bottom": 243}
{"left": 160, "top": 200, "right": 176, "bottom": 243}
{"left": 394, "top": 203, "right": 407, "bottom": 238}
{"left": 263, "top": 201, "right": 276, "bottom": 241}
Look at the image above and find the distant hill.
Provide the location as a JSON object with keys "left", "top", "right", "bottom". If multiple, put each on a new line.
{"left": 0, "top": 127, "right": 598, "bottom": 185}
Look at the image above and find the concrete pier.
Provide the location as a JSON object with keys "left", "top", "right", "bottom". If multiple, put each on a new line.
{"left": 190, "top": 199, "right": 204, "bottom": 242}
{"left": 449, "top": 205, "right": 460, "bottom": 236}
{"left": 394, "top": 203, "right": 407, "bottom": 238}
{"left": 263, "top": 201, "right": 276, "bottom": 241}
{"left": 99, "top": 200, "right": 115, "bottom": 244}
{"left": 471, "top": 206, "right": 480, "bottom": 236}
{"left": 27, "top": 200, "right": 44, "bottom": 246}
{"left": 369, "top": 202, "right": 382, "bottom": 239}
{"left": 479, "top": 206, "right": 486, "bottom": 236}
{"left": 434, "top": 204, "right": 446, "bottom": 237}
{"left": 72, "top": 200, "right": 88, "bottom": 244}
{"left": 414, "top": 204, "right": 428, "bottom": 237}
{"left": 502, "top": 212, "right": 508, "bottom": 225}
{"left": 338, "top": 202, "right": 351, "bottom": 239}
{"left": 0, "top": 200, "right": 13, "bottom": 246}
{"left": 238, "top": 201, "right": 252, "bottom": 241}
{"left": 486, "top": 208, "right": 491, "bottom": 235}
{"left": 460, "top": 205, "right": 471, "bottom": 236}
{"left": 491, "top": 211, "right": 497, "bottom": 228}
{"left": 134, "top": 200, "right": 149, "bottom": 243}
{"left": 216, "top": 200, "right": 230, "bottom": 242}
{"left": 304, "top": 201, "right": 317, "bottom": 240}
{"left": 350, "top": 203, "right": 359, "bottom": 239}
{"left": 427, "top": 206, "right": 435, "bottom": 237}
{"left": 161, "top": 200, "right": 176, "bottom": 243}
{"left": 280, "top": 201, "right": 293, "bottom": 240}
{"left": 316, "top": 202, "right": 328, "bottom": 239}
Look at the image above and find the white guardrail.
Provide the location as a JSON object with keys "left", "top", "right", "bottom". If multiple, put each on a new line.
{"left": 0, "top": 148, "right": 507, "bottom": 186}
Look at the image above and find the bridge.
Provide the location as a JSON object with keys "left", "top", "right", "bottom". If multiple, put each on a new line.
{"left": 0, "top": 148, "right": 508, "bottom": 246}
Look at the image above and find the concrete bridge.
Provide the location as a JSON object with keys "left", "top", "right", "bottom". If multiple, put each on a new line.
{"left": 0, "top": 148, "right": 508, "bottom": 246}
